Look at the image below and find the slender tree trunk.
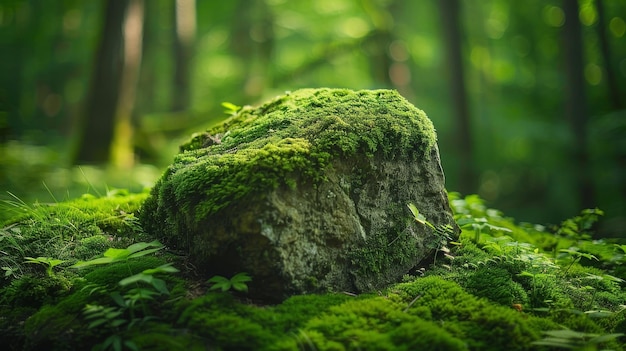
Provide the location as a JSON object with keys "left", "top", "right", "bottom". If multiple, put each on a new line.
{"left": 562, "top": 0, "right": 595, "bottom": 208}
{"left": 361, "top": 0, "right": 395, "bottom": 88}
{"left": 1, "top": 4, "right": 23, "bottom": 142}
{"left": 74, "top": 1, "right": 127, "bottom": 164}
{"left": 438, "top": 0, "right": 474, "bottom": 195}
{"left": 74, "top": 0, "right": 144, "bottom": 167}
{"left": 172, "top": 0, "right": 196, "bottom": 112}
{"left": 594, "top": 0, "right": 622, "bottom": 110}
{"left": 111, "top": 0, "right": 144, "bottom": 169}
{"left": 230, "top": 0, "right": 274, "bottom": 99}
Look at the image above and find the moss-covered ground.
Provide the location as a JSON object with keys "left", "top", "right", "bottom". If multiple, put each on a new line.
{"left": 1, "top": 188, "right": 624, "bottom": 350}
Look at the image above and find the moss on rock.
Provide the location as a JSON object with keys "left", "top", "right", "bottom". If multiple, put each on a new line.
{"left": 149, "top": 89, "right": 432, "bottom": 213}
{"left": 141, "top": 88, "right": 455, "bottom": 299}
{"left": 143, "top": 88, "right": 436, "bottom": 227}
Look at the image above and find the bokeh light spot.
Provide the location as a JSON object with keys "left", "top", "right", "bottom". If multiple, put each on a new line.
{"left": 610, "top": 17, "right": 625, "bottom": 38}
{"left": 584, "top": 63, "right": 602, "bottom": 85}
{"left": 339, "top": 17, "right": 369, "bottom": 38}
{"left": 542, "top": 5, "right": 565, "bottom": 27}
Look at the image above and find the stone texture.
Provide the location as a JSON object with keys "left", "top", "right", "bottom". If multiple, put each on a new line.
{"left": 140, "top": 88, "right": 458, "bottom": 301}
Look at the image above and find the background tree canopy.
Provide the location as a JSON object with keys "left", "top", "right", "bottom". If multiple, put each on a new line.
{"left": 1, "top": 0, "right": 625, "bottom": 237}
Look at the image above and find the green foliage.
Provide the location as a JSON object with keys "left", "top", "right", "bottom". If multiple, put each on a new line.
{"left": 12, "top": 239, "right": 182, "bottom": 351}
{"left": 76, "top": 243, "right": 179, "bottom": 351}
{"left": 300, "top": 297, "right": 468, "bottom": 350}
{"left": 71, "top": 240, "right": 164, "bottom": 268}
{"left": 389, "top": 276, "right": 544, "bottom": 351}
{"left": 0, "top": 190, "right": 149, "bottom": 288}
{"left": 0, "top": 273, "right": 71, "bottom": 307}
{"left": 208, "top": 272, "right": 252, "bottom": 292}
{"left": 24, "top": 256, "right": 66, "bottom": 277}
{"left": 407, "top": 202, "right": 456, "bottom": 266}
{"left": 463, "top": 266, "right": 529, "bottom": 306}
{"left": 222, "top": 101, "right": 243, "bottom": 115}
{"left": 74, "top": 234, "right": 116, "bottom": 260}
{"left": 177, "top": 293, "right": 280, "bottom": 350}
{"left": 555, "top": 209, "right": 605, "bottom": 241}
{"left": 407, "top": 203, "right": 435, "bottom": 231}
{"left": 532, "top": 329, "right": 624, "bottom": 350}
{"left": 2, "top": 188, "right": 625, "bottom": 350}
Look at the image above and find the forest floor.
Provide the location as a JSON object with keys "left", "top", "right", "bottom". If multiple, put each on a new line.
{"left": 0, "top": 189, "right": 625, "bottom": 350}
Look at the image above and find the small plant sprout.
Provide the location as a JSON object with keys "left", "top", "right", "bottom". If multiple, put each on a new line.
{"left": 407, "top": 203, "right": 456, "bottom": 266}
{"left": 75, "top": 242, "right": 177, "bottom": 351}
{"left": 24, "top": 256, "right": 66, "bottom": 277}
{"left": 208, "top": 272, "right": 252, "bottom": 293}
{"left": 558, "top": 247, "right": 598, "bottom": 275}
{"left": 458, "top": 216, "right": 512, "bottom": 244}
{"left": 555, "top": 208, "right": 604, "bottom": 241}
{"left": 407, "top": 203, "right": 435, "bottom": 231}
{"left": 71, "top": 241, "right": 164, "bottom": 268}
{"left": 118, "top": 263, "right": 179, "bottom": 295}
{"left": 221, "top": 101, "right": 242, "bottom": 116}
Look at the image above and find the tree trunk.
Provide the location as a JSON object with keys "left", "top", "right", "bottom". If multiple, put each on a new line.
{"left": 594, "top": 0, "right": 622, "bottom": 110}
{"left": 230, "top": 0, "right": 274, "bottom": 99}
{"left": 171, "top": 0, "right": 196, "bottom": 112}
{"left": 562, "top": 0, "right": 595, "bottom": 208}
{"left": 74, "top": 1, "right": 126, "bottom": 164}
{"left": 438, "top": 0, "right": 474, "bottom": 195}
{"left": 361, "top": 0, "right": 396, "bottom": 88}
{"left": 110, "top": 0, "right": 144, "bottom": 168}
{"left": 0, "top": 2, "right": 24, "bottom": 142}
{"left": 74, "top": 0, "right": 144, "bottom": 168}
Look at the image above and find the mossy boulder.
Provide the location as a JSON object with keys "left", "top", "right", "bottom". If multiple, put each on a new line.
{"left": 141, "top": 88, "right": 458, "bottom": 300}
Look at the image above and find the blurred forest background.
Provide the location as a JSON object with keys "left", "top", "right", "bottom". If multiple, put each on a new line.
{"left": 1, "top": 0, "right": 625, "bottom": 237}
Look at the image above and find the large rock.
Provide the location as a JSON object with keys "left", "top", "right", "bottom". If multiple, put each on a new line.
{"left": 141, "top": 88, "right": 458, "bottom": 301}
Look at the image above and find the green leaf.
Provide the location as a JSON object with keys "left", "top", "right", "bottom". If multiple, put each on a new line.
{"left": 531, "top": 339, "right": 577, "bottom": 348}
{"left": 104, "top": 248, "right": 131, "bottom": 259}
{"left": 119, "top": 273, "right": 153, "bottom": 287}
{"left": 142, "top": 263, "right": 179, "bottom": 275}
{"left": 150, "top": 278, "right": 169, "bottom": 294}
{"left": 207, "top": 275, "right": 230, "bottom": 284}
{"left": 407, "top": 203, "right": 420, "bottom": 219}
{"left": 517, "top": 271, "right": 535, "bottom": 278}
{"left": 222, "top": 102, "right": 242, "bottom": 115}
{"left": 71, "top": 257, "right": 115, "bottom": 268}
{"left": 128, "top": 247, "right": 163, "bottom": 259}
{"left": 208, "top": 275, "right": 232, "bottom": 291}
{"left": 110, "top": 292, "right": 127, "bottom": 308}
{"left": 584, "top": 310, "right": 614, "bottom": 318}
{"left": 407, "top": 203, "right": 435, "bottom": 230}
{"left": 87, "top": 318, "right": 109, "bottom": 329}
{"left": 543, "top": 329, "right": 591, "bottom": 339}
{"left": 126, "top": 241, "right": 163, "bottom": 254}
{"left": 128, "top": 288, "right": 158, "bottom": 300}
{"left": 589, "top": 333, "right": 624, "bottom": 344}
{"left": 110, "top": 319, "right": 127, "bottom": 328}
{"left": 232, "top": 282, "right": 249, "bottom": 292}
{"left": 72, "top": 241, "right": 164, "bottom": 268}
{"left": 231, "top": 272, "right": 252, "bottom": 283}
{"left": 124, "top": 340, "right": 140, "bottom": 351}
{"left": 602, "top": 274, "right": 625, "bottom": 283}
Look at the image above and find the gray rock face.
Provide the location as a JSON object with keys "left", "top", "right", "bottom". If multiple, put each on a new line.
{"left": 141, "top": 88, "right": 458, "bottom": 301}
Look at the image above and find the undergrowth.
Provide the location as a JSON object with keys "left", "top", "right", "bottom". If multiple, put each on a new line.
{"left": 0, "top": 190, "right": 624, "bottom": 350}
